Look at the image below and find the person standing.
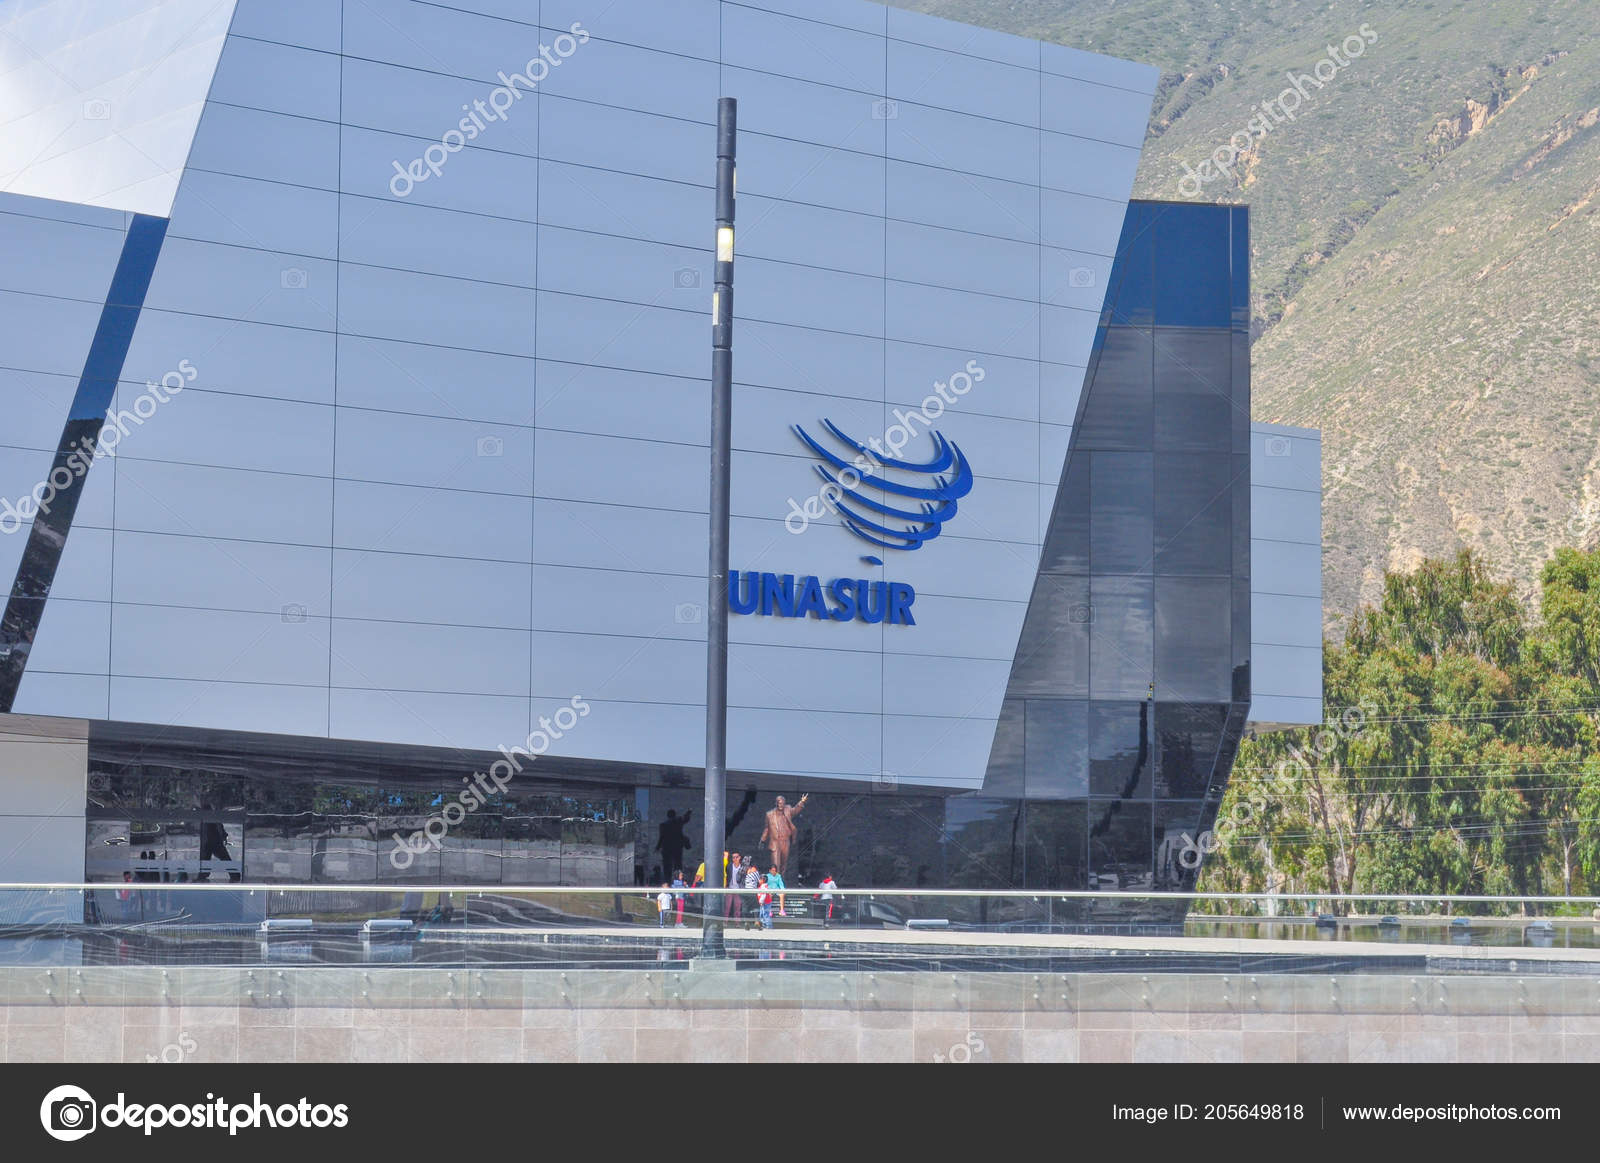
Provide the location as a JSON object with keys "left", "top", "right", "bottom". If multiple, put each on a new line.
{"left": 757, "top": 875, "right": 773, "bottom": 930}
{"left": 725, "top": 853, "right": 745, "bottom": 922}
{"left": 815, "top": 873, "right": 839, "bottom": 928}
{"left": 671, "top": 870, "right": 687, "bottom": 927}
{"left": 766, "top": 864, "right": 787, "bottom": 916}
{"left": 656, "top": 884, "right": 672, "bottom": 927}
{"left": 743, "top": 859, "right": 761, "bottom": 928}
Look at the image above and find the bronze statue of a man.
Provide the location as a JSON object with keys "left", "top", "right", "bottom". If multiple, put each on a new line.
{"left": 760, "top": 793, "right": 808, "bottom": 876}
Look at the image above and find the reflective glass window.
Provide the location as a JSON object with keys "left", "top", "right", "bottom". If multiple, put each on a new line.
{"left": 1024, "top": 801, "right": 1088, "bottom": 889}
{"left": 1088, "top": 700, "right": 1153, "bottom": 798}
{"left": 1088, "top": 800, "right": 1152, "bottom": 891}
{"left": 1024, "top": 699, "right": 1089, "bottom": 798}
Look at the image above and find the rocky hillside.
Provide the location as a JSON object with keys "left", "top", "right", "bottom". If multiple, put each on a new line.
{"left": 893, "top": 0, "right": 1600, "bottom": 628}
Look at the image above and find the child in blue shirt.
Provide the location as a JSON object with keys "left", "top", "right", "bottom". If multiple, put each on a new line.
{"left": 757, "top": 876, "right": 773, "bottom": 930}
{"left": 766, "top": 865, "right": 787, "bottom": 916}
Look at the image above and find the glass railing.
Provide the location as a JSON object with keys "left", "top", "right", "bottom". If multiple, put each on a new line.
{"left": 1, "top": 884, "right": 1599, "bottom": 968}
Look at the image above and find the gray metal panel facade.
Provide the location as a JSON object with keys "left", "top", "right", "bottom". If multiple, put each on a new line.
{"left": 0, "top": 0, "right": 1162, "bottom": 790}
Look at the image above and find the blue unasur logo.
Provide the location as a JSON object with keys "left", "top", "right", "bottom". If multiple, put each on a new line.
{"left": 793, "top": 420, "right": 974, "bottom": 554}
{"left": 729, "top": 572, "right": 915, "bottom": 625}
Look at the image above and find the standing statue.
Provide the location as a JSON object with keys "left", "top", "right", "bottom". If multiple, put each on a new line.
{"left": 759, "top": 793, "right": 808, "bottom": 877}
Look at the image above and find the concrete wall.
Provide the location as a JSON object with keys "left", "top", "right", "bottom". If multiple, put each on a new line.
{"left": 0, "top": 714, "right": 88, "bottom": 893}
{"left": 0, "top": 966, "right": 1592, "bottom": 1062}
{"left": 1248, "top": 421, "right": 1322, "bottom": 728}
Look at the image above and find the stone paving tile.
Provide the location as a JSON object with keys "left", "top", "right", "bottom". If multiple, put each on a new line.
{"left": 1454, "top": 1031, "right": 1510, "bottom": 1063}
{"left": 797, "top": 1027, "right": 858, "bottom": 1063}
{"left": 1241, "top": 1030, "right": 1296, "bottom": 1062}
{"left": 858, "top": 1028, "right": 914, "bottom": 1062}
{"left": 349, "top": 1026, "right": 408, "bottom": 1063}
{"left": 1132, "top": 1030, "right": 1190, "bottom": 1063}
{"left": 461, "top": 1027, "right": 521, "bottom": 1062}
{"left": 63, "top": 1009, "right": 123, "bottom": 1062}
{"left": 740, "top": 1027, "right": 799, "bottom": 1062}
{"left": 682, "top": 1028, "right": 745, "bottom": 1064}
{"left": 520, "top": 1028, "right": 577, "bottom": 1063}
{"left": 1079, "top": 1029, "right": 1133, "bottom": 1062}
{"left": 1023, "top": 1028, "right": 1078, "bottom": 1062}
{"left": 635, "top": 1027, "right": 696, "bottom": 1063}
{"left": 690, "top": 1006, "right": 749, "bottom": 1029}
{"left": 8, "top": 1002, "right": 65, "bottom": 1027}
{"left": 575, "top": 1027, "right": 636, "bottom": 1063}
{"left": 1183, "top": 1031, "right": 1244, "bottom": 1063}
{"left": 294, "top": 1026, "right": 354, "bottom": 1063}
{"left": 1511, "top": 1034, "right": 1564, "bottom": 1062}
{"left": 1560, "top": 1033, "right": 1600, "bottom": 1062}
{"left": 239, "top": 1025, "right": 296, "bottom": 1062}
{"left": 1347, "top": 1024, "right": 1406, "bottom": 1063}
{"left": 1399, "top": 1034, "right": 1456, "bottom": 1062}
{"left": 1296, "top": 1032, "right": 1349, "bottom": 1063}
{"left": 118, "top": 1026, "right": 163, "bottom": 1064}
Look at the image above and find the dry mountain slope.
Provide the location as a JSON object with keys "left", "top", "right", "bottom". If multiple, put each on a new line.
{"left": 892, "top": 0, "right": 1600, "bottom": 625}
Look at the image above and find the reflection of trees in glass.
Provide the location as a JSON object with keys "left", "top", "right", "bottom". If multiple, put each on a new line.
{"left": 86, "top": 770, "right": 142, "bottom": 815}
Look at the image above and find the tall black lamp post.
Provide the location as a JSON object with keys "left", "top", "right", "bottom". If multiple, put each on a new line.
{"left": 700, "top": 97, "right": 736, "bottom": 959}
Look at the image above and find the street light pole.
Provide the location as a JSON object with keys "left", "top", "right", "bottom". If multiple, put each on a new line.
{"left": 701, "top": 97, "right": 736, "bottom": 959}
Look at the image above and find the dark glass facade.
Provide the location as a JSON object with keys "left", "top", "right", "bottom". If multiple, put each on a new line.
{"left": 77, "top": 201, "right": 1250, "bottom": 926}
{"left": 965, "top": 200, "right": 1252, "bottom": 921}
{"left": 85, "top": 724, "right": 637, "bottom": 888}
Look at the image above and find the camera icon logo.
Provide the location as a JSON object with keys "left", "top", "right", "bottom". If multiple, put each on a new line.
{"left": 873, "top": 770, "right": 899, "bottom": 793}
{"left": 933, "top": 1030, "right": 986, "bottom": 1063}
{"left": 40, "top": 1084, "right": 97, "bottom": 1142}
{"left": 1068, "top": 267, "right": 1096, "bottom": 288}
{"left": 82, "top": 99, "right": 112, "bottom": 121}
{"left": 1069, "top": 603, "right": 1095, "bottom": 624}
{"left": 673, "top": 267, "right": 701, "bottom": 290}
{"left": 674, "top": 602, "right": 703, "bottom": 624}
{"left": 1264, "top": 435, "right": 1291, "bottom": 457}
{"left": 281, "top": 603, "right": 307, "bottom": 624}
{"left": 872, "top": 98, "right": 898, "bottom": 120}
{"left": 477, "top": 435, "right": 504, "bottom": 458}
{"left": 280, "top": 267, "right": 308, "bottom": 290}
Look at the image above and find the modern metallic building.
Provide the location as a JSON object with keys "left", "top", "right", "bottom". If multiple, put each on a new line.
{"left": 0, "top": 0, "right": 1322, "bottom": 906}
